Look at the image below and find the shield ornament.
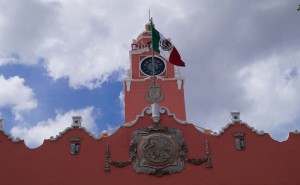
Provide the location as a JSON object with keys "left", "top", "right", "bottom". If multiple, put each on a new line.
{"left": 145, "top": 83, "right": 164, "bottom": 103}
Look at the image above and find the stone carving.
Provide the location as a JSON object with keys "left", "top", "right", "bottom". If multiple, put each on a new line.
{"left": 105, "top": 126, "right": 213, "bottom": 176}
{"left": 185, "top": 140, "right": 213, "bottom": 168}
{"left": 104, "top": 143, "right": 111, "bottom": 173}
{"left": 129, "top": 125, "right": 187, "bottom": 177}
{"left": 145, "top": 83, "right": 164, "bottom": 103}
{"left": 110, "top": 160, "right": 132, "bottom": 168}
{"left": 186, "top": 158, "right": 207, "bottom": 165}
{"left": 104, "top": 143, "right": 132, "bottom": 172}
{"left": 205, "top": 140, "right": 213, "bottom": 168}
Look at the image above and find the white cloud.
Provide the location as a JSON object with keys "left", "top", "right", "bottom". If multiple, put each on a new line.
{"left": 237, "top": 53, "right": 300, "bottom": 134}
{"left": 10, "top": 106, "right": 97, "bottom": 148}
{"left": 0, "top": 0, "right": 194, "bottom": 89}
{"left": 185, "top": 51, "right": 300, "bottom": 141}
{"left": 119, "top": 90, "right": 125, "bottom": 117}
{"left": 0, "top": 0, "right": 134, "bottom": 89}
{"left": 0, "top": 0, "right": 60, "bottom": 65}
{"left": 0, "top": 75, "right": 37, "bottom": 120}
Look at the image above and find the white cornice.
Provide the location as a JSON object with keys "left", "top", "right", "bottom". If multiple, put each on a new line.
{"left": 124, "top": 106, "right": 187, "bottom": 127}
{"left": 49, "top": 126, "right": 101, "bottom": 141}
{"left": 125, "top": 76, "right": 184, "bottom": 91}
{"left": 212, "top": 122, "right": 265, "bottom": 137}
{"left": 125, "top": 76, "right": 184, "bottom": 82}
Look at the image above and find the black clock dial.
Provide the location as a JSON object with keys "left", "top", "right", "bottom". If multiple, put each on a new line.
{"left": 140, "top": 57, "right": 166, "bottom": 76}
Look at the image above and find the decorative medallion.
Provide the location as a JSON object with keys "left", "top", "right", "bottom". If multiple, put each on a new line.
{"left": 129, "top": 126, "right": 187, "bottom": 177}
{"left": 145, "top": 83, "right": 164, "bottom": 103}
{"left": 104, "top": 126, "right": 213, "bottom": 176}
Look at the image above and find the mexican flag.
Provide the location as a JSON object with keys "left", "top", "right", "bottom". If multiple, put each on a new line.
{"left": 151, "top": 25, "right": 186, "bottom": 67}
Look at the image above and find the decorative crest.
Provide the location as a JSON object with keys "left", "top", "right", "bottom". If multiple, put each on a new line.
{"left": 145, "top": 83, "right": 164, "bottom": 103}
{"left": 129, "top": 126, "right": 187, "bottom": 177}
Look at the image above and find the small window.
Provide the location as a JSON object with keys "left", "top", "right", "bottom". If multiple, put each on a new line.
{"left": 235, "top": 138, "right": 246, "bottom": 151}
{"left": 70, "top": 143, "right": 80, "bottom": 155}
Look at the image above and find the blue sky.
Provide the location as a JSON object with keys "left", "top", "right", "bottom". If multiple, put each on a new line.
{"left": 1, "top": 0, "right": 300, "bottom": 147}
{"left": 0, "top": 62, "right": 124, "bottom": 125}
{"left": 0, "top": 61, "right": 124, "bottom": 145}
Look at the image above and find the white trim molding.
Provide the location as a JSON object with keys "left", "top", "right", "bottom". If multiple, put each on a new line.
{"left": 124, "top": 106, "right": 187, "bottom": 127}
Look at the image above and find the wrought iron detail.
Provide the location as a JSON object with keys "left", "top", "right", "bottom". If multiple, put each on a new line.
{"left": 129, "top": 125, "right": 187, "bottom": 177}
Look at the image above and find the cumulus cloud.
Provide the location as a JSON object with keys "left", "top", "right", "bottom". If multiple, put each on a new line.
{"left": 10, "top": 106, "right": 97, "bottom": 148}
{"left": 180, "top": 1, "right": 300, "bottom": 139}
{"left": 0, "top": 0, "right": 60, "bottom": 65}
{"left": 0, "top": 75, "right": 37, "bottom": 120}
{"left": 0, "top": 0, "right": 199, "bottom": 89}
{"left": 237, "top": 53, "right": 300, "bottom": 134}
{"left": 0, "top": 0, "right": 135, "bottom": 89}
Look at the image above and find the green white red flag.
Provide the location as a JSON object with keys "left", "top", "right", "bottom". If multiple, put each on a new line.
{"left": 151, "top": 25, "right": 186, "bottom": 67}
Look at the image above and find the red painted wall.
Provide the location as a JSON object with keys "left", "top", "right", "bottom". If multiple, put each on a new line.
{"left": 124, "top": 78, "right": 186, "bottom": 123}
{"left": 1, "top": 113, "right": 300, "bottom": 185}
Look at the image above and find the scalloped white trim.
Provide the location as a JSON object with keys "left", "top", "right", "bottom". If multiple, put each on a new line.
{"left": 130, "top": 47, "right": 150, "bottom": 54}
{"left": 0, "top": 130, "right": 21, "bottom": 142}
{"left": 124, "top": 106, "right": 187, "bottom": 127}
{"left": 212, "top": 121, "right": 265, "bottom": 137}
{"left": 160, "top": 106, "right": 187, "bottom": 125}
{"left": 49, "top": 126, "right": 101, "bottom": 141}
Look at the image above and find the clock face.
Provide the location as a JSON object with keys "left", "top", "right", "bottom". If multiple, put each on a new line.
{"left": 140, "top": 57, "right": 166, "bottom": 76}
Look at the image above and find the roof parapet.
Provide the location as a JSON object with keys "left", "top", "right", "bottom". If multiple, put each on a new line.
{"left": 72, "top": 116, "right": 82, "bottom": 127}
{"left": 231, "top": 112, "right": 241, "bottom": 123}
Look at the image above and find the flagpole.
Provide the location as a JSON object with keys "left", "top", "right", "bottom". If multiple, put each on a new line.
{"left": 150, "top": 17, "right": 160, "bottom": 123}
{"left": 150, "top": 17, "right": 156, "bottom": 104}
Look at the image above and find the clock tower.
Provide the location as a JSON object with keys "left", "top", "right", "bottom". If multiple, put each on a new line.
{"left": 124, "top": 23, "right": 186, "bottom": 123}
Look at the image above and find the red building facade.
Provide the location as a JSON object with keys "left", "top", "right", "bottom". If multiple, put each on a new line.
{"left": 0, "top": 24, "right": 300, "bottom": 185}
